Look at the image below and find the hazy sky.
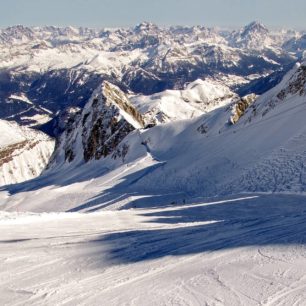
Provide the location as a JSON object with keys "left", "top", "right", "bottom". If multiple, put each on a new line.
{"left": 0, "top": 0, "right": 305, "bottom": 29}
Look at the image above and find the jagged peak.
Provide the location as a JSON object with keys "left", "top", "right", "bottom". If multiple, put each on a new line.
{"left": 133, "top": 22, "right": 160, "bottom": 33}
{"left": 0, "top": 25, "right": 35, "bottom": 37}
{"left": 230, "top": 21, "right": 271, "bottom": 49}
{"left": 49, "top": 80, "right": 147, "bottom": 166}
{"left": 1, "top": 24, "right": 33, "bottom": 31}
{"left": 99, "top": 81, "right": 145, "bottom": 129}
{"left": 85, "top": 81, "right": 145, "bottom": 128}
{"left": 232, "top": 21, "right": 269, "bottom": 42}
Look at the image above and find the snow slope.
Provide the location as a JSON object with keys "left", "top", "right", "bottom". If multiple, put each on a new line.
{"left": 0, "top": 120, "right": 55, "bottom": 186}
{"left": 1, "top": 194, "right": 306, "bottom": 305}
{"left": 0, "top": 120, "right": 26, "bottom": 148}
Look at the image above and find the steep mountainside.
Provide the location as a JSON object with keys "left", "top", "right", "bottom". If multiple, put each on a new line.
{"left": 1, "top": 61, "right": 306, "bottom": 212}
{"left": 49, "top": 78, "right": 238, "bottom": 168}
{"left": 0, "top": 120, "right": 54, "bottom": 186}
{"left": 0, "top": 69, "right": 241, "bottom": 187}
{"left": 283, "top": 34, "right": 306, "bottom": 56}
{"left": 49, "top": 81, "right": 146, "bottom": 168}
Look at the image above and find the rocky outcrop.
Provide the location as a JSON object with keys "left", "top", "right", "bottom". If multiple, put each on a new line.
{"left": 277, "top": 65, "right": 306, "bottom": 100}
{"left": 238, "top": 62, "right": 306, "bottom": 124}
{"left": 50, "top": 81, "right": 146, "bottom": 166}
{"left": 230, "top": 94, "right": 257, "bottom": 124}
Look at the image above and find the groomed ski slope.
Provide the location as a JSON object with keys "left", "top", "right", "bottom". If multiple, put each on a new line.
{"left": 1, "top": 194, "right": 306, "bottom": 306}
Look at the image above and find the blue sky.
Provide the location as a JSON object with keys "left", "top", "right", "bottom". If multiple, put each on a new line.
{"left": 1, "top": 0, "right": 305, "bottom": 29}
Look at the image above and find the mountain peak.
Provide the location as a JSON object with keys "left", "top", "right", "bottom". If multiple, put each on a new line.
{"left": 242, "top": 21, "right": 269, "bottom": 36}
{"left": 134, "top": 22, "right": 159, "bottom": 33}
{"left": 49, "top": 81, "right": 146, "bottom": 166}
{"left": 230, "top": 21, "right": 270, "bottom": 49}
{"left": 0, "top": 25, "right": 35, "bottom": 44}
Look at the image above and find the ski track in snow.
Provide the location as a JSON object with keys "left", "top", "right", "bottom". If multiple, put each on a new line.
{"left": 1, "top": 194, "right": 306, "bottom": 305}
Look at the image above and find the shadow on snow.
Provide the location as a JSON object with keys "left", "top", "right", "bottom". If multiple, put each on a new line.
{"left": 90, "top": 194, "right": 306, "bottom": 264}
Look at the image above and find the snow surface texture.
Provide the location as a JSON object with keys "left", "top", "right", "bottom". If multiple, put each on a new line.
{"left": 2, "top": 194, "right": 306, "bottom": 305}
{"left": 0, "top": 120, "right": 54, "bottom": 186}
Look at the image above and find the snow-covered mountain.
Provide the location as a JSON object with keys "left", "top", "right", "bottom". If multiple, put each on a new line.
{"left": 130, "top": 78, "right": 238, "bottom": 124}
{"left": 0, "top": 22, "right": 300, "bottom": 134}
{"left": 0, "top": 21, "right": 305, "bottom": 202}
{"left": 283, "top": 33, "right": 306, "bottom": 55}
{"left": 47, "top": 77, "right": 239, "bottom": 171}
{"left": 0, "top": 119, "right": 54, "bottom": 186}
{"left": 1, "top": 60, "right": 306, "bottom": 212}
{"left": 229, "top": 21, "right": 272, "bottom": 50}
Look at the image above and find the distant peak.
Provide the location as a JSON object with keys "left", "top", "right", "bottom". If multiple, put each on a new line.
{"left": 2, "top": 24, "right": 33, "bottom": 32}
{"left": 243, "top": 21, "right": 268, "bottom": 33}
{"left": 134, "top": 22, "right": 159, "bottom": 33}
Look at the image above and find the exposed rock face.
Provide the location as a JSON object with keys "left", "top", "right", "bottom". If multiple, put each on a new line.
{"left": 277, "top": 65, "right": 306, "bottom": 99}
{"left": 240, "top": 62, "right": 306, "bottom": 123}
{"left": 50, "top": 81, "right": 146, "bottom": 166}
{"left": 230, "top": 94, "right": 257, "bottom": 124}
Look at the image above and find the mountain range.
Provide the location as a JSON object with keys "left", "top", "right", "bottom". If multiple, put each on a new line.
{"left": 0, "top": 22, "right": 303, "bottom": 132}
